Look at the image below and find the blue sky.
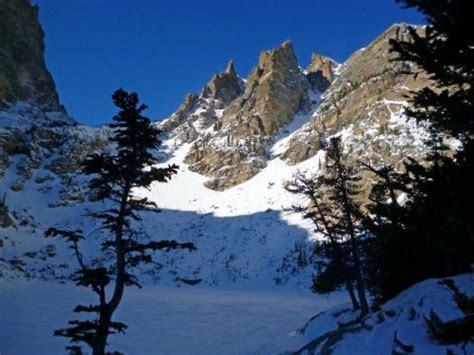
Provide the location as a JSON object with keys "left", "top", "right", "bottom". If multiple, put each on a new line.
{"left": 33, "top": 0, "right": 423, "bottom": 126}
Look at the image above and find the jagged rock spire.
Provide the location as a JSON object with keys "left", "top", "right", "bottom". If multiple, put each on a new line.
{"left": 306, "top": 52, "right": 336, "bottom": 92}
{"left": 221, "top": 39, "right": 310, "bottom": 137}
{"left": 202, "top": 61, "right": 243, "bottom": 105}
{"left": 225, "top": 60, "right": 237, "bottom": 76}
{"left": 307, "top": 53, "right": 335, "bottom": 82}
{"left": 159, "top": 93, "right": 198, "bottom": 132}
{"left": 183, "top": 39, "right": 310, "bottom": 190}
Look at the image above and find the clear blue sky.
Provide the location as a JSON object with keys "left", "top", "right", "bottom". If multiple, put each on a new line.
{"left": 33, "top": 0, "right": 423, "bottom": 126}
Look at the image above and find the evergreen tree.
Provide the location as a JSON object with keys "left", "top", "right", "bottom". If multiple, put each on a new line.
{"left": 286, "top": 137, "right": 369, "bottom": 315}
{"left": 364, "top": 0, "right": 474, "bottom": 304}
{"left": 390, "top": 0, "right": 474, "bottom": 145}
{"left": 46, "top": 89, "right": 196, "bottom": 355}
{"left": 286, "top": 171, "right": 360, "bottom": 311}
{"left": 324, "top": 137, "right": 369, "bottom": 314}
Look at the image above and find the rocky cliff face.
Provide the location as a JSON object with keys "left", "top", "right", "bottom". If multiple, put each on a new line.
{"left": 282, "top": 24, "right": 431, "bottom": 168}
{"left": 306, "top": 52, "right": 336, "bottom": 92}
{"left": 158, "top": 61, "right": 244, "bottom": 147}
{"left": 0, "top": 0, "right": 63, "bottom": 112}
{"left": 182, "top": 41, "right": 315, "bottom": 190}
{"left": 0, "top": 0, "right": 108, "bottom": 199}
{"left": 220, "top": 40, "right": 310, "bottom": 137}
{"left": 163, "top": 24, "right": 432, "bottom": 191}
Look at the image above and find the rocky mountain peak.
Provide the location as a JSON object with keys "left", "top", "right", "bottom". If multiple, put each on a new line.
{"left": 258, "top": 40, "right": 297, "bottom": 72}
{"left": 220, "top": 39, "right": 309, "bottom": 137}
{"left": 0, "top": 0, "right": 64, "bottom": 113}
{"left": 158, "top": 93, "right": 198, "bottom": 133}
{"left": 306, "top": 52, "right": 336, "bottom": 92}
{"left": 202, "top": 60, "right": 244, "bottom": 105}
{"left": 225, "top": 60, "right": 237, "bottom": 76}
{"left": 282, "top": 23, "right": 430, "bottom": 168}
{"left": 182, "top": 40, "right": 311, "bottom": 190}
{"left": 307, "top": 53, "right": 335, "bottom": 80}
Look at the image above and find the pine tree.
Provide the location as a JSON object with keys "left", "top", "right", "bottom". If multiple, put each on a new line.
{"left": 45, "top": 89, "right": 196, "bottom": 355}
{"left": 286, "top": 137, "right": 369, "bottom": 315}
{"left": 323, "top": 137, "right": 369, "bottom": 314}
{"left": 364, "top": 0, "right": 474, "bottom": 303}
{"left": 286, "top": 171, "right": 360, "bottom": 311}
{"left": 390, "top": 0, "right": 474, "bottom": 145}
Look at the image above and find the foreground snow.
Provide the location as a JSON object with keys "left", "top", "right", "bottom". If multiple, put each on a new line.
{"left": 0, "top": 280, "right": 344, "bottom": 355}
{"left": 295, "top": 273, "right": 474, "bottom": 355}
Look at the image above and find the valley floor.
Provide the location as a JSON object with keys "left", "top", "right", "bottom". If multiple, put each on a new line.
{"left": 0, "top": 281, "right": 344, "bottom": 355}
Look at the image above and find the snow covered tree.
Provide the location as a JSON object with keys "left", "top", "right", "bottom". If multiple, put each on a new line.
{"left": 45, "top": 89, "right": 196, "bottom": 355}
{"left": 286, "top": 137, "right": 369, "bottom": 315}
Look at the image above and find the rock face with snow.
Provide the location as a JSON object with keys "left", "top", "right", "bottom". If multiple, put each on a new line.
{"left": 158, "top": 61, "right": 244, "bottom": 147}
{"left": 306, "top": 52, "right": 335, "bottom": 92}
{"left": 0, "top": 0, "right": 434, "bottom": 294}
{"left": 220, "top": 40, "right": 310, "bottom": 137}
{"left": 202, "top": 61, "right": 243, "bottom": 105}
{"left": 183, "top": 41, "right": 312, "bottom": 190}
{"left": 0, "top": 0, "right": 109, "bottom": 194}
{"left": 154, "top": 25, "right": 431, "bottom": 192}
{"left": 159, "top": 93, "right": 199, "bottom": 134}
{"left": 0, "top": 0, "right": 63, "bottom": 112}
{"left": 283, "top": 24, "right": 431, "bottom": 167}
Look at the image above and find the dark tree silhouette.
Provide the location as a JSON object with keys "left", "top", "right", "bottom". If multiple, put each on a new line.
{"left": 286, "top": 137, "right": 369, "bottom": 315}
{"left": 390, "top": 0, "right": 474, "bottom": 144}
{"left": 286, "top": 171, "right": 360, "bottom": 311}
{"left": 324, "top": 137, "right": 369, "bottom": 315}
{"left": 46, "top": 89, "right": 196, "bottom": 355}
{"left": 363, "top": 0, "right": 474, "bottom": 304}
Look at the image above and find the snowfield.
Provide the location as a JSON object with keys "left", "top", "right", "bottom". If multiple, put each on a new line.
{"left": 0, "top": 92, "right": 467, "bottom": 354}
{"left": 0, "top": 280, "right": 344, "bottom": 355}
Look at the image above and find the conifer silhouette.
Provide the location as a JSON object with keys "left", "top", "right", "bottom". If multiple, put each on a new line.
{"left": 46, "top": 89, "right": 196, "bottom": 355}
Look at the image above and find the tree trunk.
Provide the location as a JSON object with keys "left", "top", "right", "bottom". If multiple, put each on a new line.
{"left": 93, "top": 323, "right": 108, "bottom": 355}
{"left": 354, "top": 267, "right": 369, "bottom": 315}
{"left": 93, "top": 184, "right": 130, "bottom": 355}
{"left": 346, "top": 282, "right": 360, "bottom": 310}
{"left": 337, "top": 163, "right": 370, "bottom": 315}
{"left": 349, "top": 235, "right": 369, "bottom": 315}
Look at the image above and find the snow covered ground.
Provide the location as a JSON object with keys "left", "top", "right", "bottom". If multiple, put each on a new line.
{"left": 0, "top": 280, "right": 344, "bottom": 355}
{"left": 0, "top": 95, "right": 454, "bottom": 355}
{"left": 296, "top": 274, "right": 474, "bottom": 355}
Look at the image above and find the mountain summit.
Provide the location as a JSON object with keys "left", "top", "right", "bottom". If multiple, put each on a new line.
{"left": 0, "top": 0, "right": 432, "bottom": 293}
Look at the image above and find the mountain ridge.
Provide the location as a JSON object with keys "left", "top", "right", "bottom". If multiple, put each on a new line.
{"left": 0, "top": 0, "right": 430, "bottom": 289}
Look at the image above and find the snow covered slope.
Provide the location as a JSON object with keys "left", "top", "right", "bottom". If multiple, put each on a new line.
{"left": 293, "top": 274, "right": 474, "bottom": 355}
{"left": 0, "top": 4, "right": 471, "bottom": 353}
{"left": 0, "top": 104, "right": 325, "bottom": 287}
